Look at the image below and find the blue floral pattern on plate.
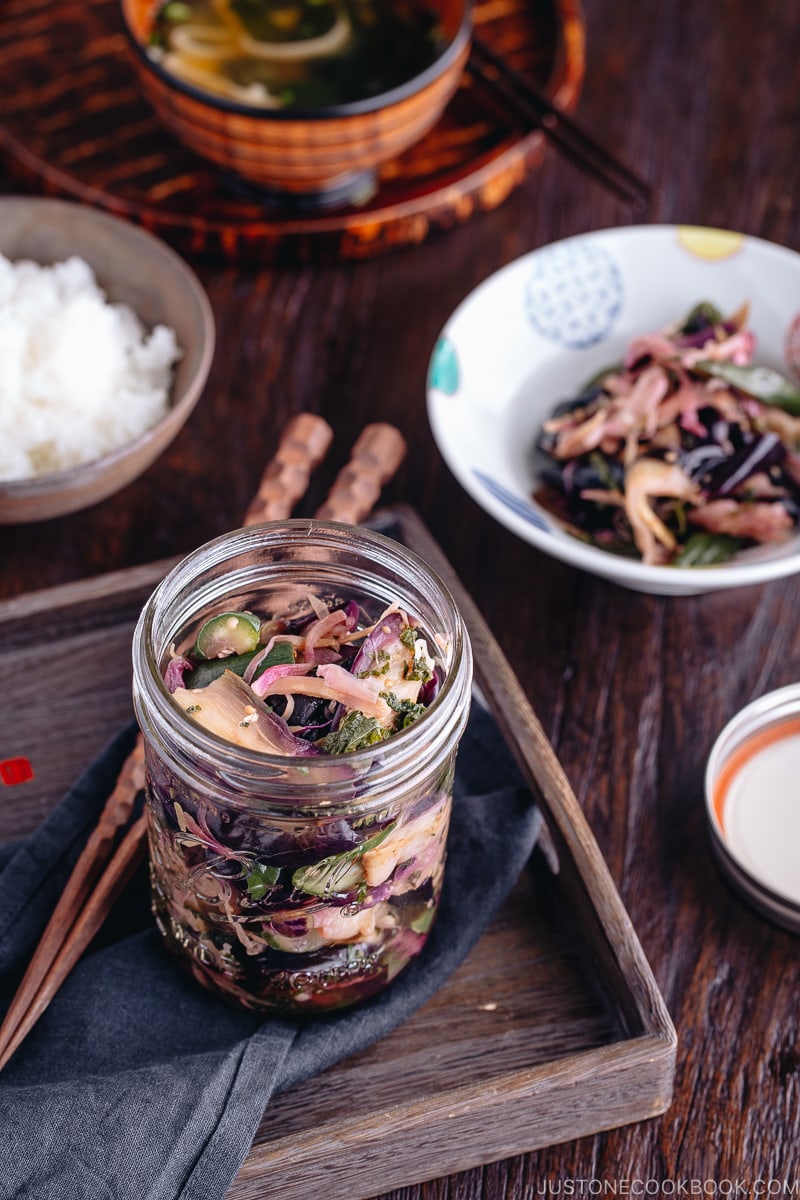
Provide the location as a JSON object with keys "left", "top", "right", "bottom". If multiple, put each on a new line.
{"left": 473, "top": 471, "right": 551, "bottom": 532}
{"left": 524, "top": 242, "right": 623, "bottom": 349}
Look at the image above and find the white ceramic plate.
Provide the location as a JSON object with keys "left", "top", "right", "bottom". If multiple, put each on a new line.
{"left": 427, "top": 225, "right": 800, "bottom": 595}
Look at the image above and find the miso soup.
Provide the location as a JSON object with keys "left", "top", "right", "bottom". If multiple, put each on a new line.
{"left": 148, "top": 0, "right": 450, "bottom": 110}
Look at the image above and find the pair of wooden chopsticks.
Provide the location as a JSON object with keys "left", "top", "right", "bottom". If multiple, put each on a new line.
{"left": 0, "top": 414, "right": 407, "bottom": 1072}
{"left": 467, "top": 35, "right": 653, "bottom": 211}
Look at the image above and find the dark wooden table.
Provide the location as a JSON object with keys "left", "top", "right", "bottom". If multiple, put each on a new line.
{"left": 3, "top": 0, "right": 800, "bottom": 1192}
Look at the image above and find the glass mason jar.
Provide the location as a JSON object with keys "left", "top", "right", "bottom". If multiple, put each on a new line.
{"left": 132, "top": 520, "right": 472, "bottom": 1015}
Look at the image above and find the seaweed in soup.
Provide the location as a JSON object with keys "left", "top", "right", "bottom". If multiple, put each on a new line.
{"left": 149, "top": 0, "right": 448, "bottom": 109}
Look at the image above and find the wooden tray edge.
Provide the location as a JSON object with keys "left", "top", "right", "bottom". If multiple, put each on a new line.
{"left": 233, "top": 1034, "right": 674, "bottom": 1199}
{"left": 388, "top": 504, "right": 676, "bottom": 1050}
{"left": 0, "top": 556, "right": 177, "bottom": 626}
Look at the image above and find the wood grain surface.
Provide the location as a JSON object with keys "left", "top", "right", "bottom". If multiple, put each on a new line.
{"left": 2, "top": 0, "right": 800, "bottom": 1192}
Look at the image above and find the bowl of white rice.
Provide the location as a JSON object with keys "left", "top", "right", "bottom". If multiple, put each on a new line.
{"left": 0, "top": 196, "right": 215, "bottom": 522}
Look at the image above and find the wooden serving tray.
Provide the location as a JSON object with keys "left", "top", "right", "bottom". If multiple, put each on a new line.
{"left": 0, "top": 507, "right": 675, "bottom": 1198}
{"left": 0, "top": 0, "right": 584, "bottom": 263}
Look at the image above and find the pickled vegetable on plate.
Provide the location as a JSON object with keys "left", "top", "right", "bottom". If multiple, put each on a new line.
{"left": 535, "top": 301, "right": 800, "bottom": 567}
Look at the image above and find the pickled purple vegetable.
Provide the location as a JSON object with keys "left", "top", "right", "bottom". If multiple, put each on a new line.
{"left": 535, "top": 301, "right": 800, "bottom": 567}
{"left": 148, "top": 591, "right": 450, "bottom": 1012}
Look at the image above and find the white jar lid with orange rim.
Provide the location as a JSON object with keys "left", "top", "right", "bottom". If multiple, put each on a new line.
{"left": 706, "top": 684, "right": 800, "bottom": 932}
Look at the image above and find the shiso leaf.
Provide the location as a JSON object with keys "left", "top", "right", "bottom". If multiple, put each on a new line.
{"left": 246, "top": 862, "right": 281, "bottom": 901}
{"left": 380, "top": 690, "right": 426, "bottom": 730}
{"left": 321, "top": 710, "right": 390, "bottom": 754}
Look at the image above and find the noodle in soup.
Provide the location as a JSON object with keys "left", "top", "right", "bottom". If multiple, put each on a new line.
{"left": 148, "top": 0, "right": 449, "bottom": 109}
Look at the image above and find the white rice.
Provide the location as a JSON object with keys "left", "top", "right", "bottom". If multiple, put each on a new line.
{"left": 0, "top": 253, "right": 182, "bottom": 481}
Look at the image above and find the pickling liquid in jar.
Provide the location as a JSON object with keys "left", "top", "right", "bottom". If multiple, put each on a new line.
{"left": 132, "top": 521, "right": 472, "bottom": 1014}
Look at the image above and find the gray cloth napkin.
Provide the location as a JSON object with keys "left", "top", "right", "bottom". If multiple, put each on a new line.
{"left": 0, "top": 702, "right": 541, "bottom": 1200}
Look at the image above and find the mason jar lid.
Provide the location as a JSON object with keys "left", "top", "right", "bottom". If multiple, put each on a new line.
{"left": 705, "top": 683, "right": 800, "bottom": 933}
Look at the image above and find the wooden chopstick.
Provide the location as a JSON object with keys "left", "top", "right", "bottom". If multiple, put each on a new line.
{"left": 0, "top": 416, "right": 406, "bottom": 1071}
{"left": 314, "top": 423, "right": 407, "bottom": 523}
{"left": 0, "top": 817, "right": 149, "bottom": 1070}
{"left": 0, "top": 737, "right": 146, "bottom": 1071}
{"left": 244, "top": 411, "right": 333, "bottom": 524}
{"left": 467, "top": 35, "right": 653, "bottom": 211}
